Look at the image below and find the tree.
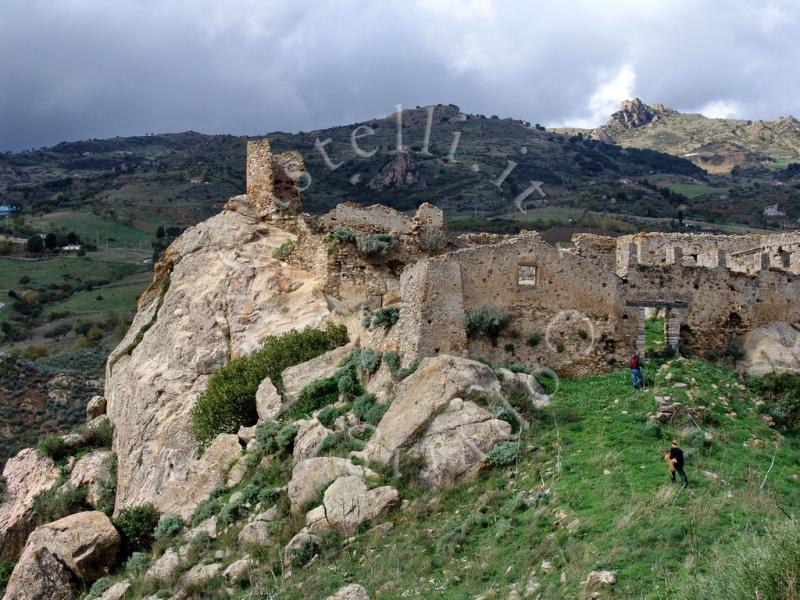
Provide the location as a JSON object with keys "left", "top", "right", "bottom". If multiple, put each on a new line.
{"left": 44, "top": 233, "right": 58, "bottom": 251}
{"left": 44, "top": 323, "right": 72, "bottom": 341}
{"left": 26, "top": 235, "right": 44, "bottom": 254}
{"left": 155, "top": 224, "right": 165, "bottom": 239}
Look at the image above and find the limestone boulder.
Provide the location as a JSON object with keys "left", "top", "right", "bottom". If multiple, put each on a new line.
{"left": 288, "top": 457, "right": 376, "bottom": 514}
{"left": 498, "top": 368, "right": 550, "bottom": 409}
{"left": 86, "top": 396, "right": 107, "bottom": 421}
{"left": 176, "top": 562, "right": 223, "bottom": 590}
{"left": 739, "top": 322, "right": 800, "bottom": 376}
{"left": 255, "top": 377, "right": 282, "bottom": 421}
{"left": 237, "top": 520, "right": 271, "bottom": 548}
{"left": 358, "top": 356, "right": 502, "bottom": 465}
{"left": 97, "top": 581, "right": 131, "bottom": 600}
{"left": 326, "top": 584, "right": 370, "bottom": 600}
{"left": 293, "top": 418, "right": 333, "bottom": 464}
{"left": 282, "top": 530, "right": 320, "bottom": 575}
{"left": 1, "top": 546, "right": 75, "bottom": 600}
{"left": 0, "top": 448, "right": 60, "bottom": 560}
{"left": 306, "top": 475, "right": 398, "bottom": 535}
{"left": 67, "top": 450, "right": 112, "bottom": 508}
{"left": 409, "top": 398, "right": 512, "bottom": 489}
{"left": 145, "top": 548, "right": 180, "bottom": 584}
{"left": 223, "top": 556, "right": 254, "bottom": 583}
{"left": 4, "top": 511, "right": 119, "bottom": 599}
{"left": 105, "top": 209, "right": 333, "bottom": 518}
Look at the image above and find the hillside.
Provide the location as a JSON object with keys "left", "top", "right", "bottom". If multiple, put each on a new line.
{"left": 558, "top": 98, "right": 800, "bottom": 174}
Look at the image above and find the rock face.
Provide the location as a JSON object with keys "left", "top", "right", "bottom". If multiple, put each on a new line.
{"left": 105, "top": 205, "right": 333, "bottom": 517}
{"left": 4, "top": 511, "right": 119, "bottom": 600}
{"left": 288, "top": 457, "right": 376, "bottom": 514}
{"left": 0, "top": 448, "right": 60, "bottom": 560}
{"left": 738, "top": 322, "right": 800, "bottom": 376}
{"left": 67, "top": 450, "right": 112, "bottom": 508}
{"left": 409, "top": 398, "right": 512, "bottom": 489}
{"left": 359, "top": 356, "right": 502, "bottom": 465}
{"left": 306, "top": 475, "right": 398, "bottom": 535}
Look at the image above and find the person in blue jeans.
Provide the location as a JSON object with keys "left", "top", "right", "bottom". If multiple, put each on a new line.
{"left": 630, "top": 355, "right": 644, "bottom": 389}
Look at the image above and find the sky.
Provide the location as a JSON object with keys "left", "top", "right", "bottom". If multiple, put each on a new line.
{"left": 1, "top": 0, "right": 799, "bottom": 151}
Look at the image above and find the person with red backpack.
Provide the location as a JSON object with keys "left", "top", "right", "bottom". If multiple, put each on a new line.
{"left": 629, "top": 354, "right": 644, "bottom": 389}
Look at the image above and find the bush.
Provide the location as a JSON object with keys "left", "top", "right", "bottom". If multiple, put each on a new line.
{"left": 254, "top": 422, "right": 298, "bottom": 455}
{"left": 383, "top": 350, "right": 417, "bottom": 381}
{"left": 318, "top": 433, "right": 364, "bottom": 456}
{"left": 0, "top": 475, "right": 6, "bottom": 501}
{"left": 191, "top": 496, "right": 224, "bottom": 527}
{"left": 272, "top": 240, "right": 295, "bottom": 260}
{"left": 486, "top": 441, "right": 520, "bottom": 467}
{"left": 190, "top": 324, "right": 348, "bottom": 449}
{"left": 114, "top": 504, "right": 159, "bottom": 555}
{"left": 96, "top": 453, "right": 117, "bottom": 516}
{"left": 329, "top": 229, "right": 356, "bottom": 244}
{"left": 36, "top": 435, "right": 67, "bottom": 460}
{"left": 364, "top": 307, "right": 400, "bottom": 331}
{"left": 674, "top": 520, "right": 800, "bottom": 600}
{"left": 643, "top": 420, "right": 662, "bottom": 439}
{"left": 154, "top": 514, "right": 184, "bottom": 541}
{"left": 88, "top": 576, "right": 115, "bottom": 597}
{"left": 0, "top": 559, "right": 13, "bottom": 592}
{"left": 317, "top": 406, "right": 338, "bottom": 428}
{"left": 124, "top": 552, "right": 150, "bottom": 576}
{"left": 292, "top": 376, "right": 341, "bottom": 419}
{"left": 355, "top": 234, "right": 398, "bottom": 256}
{"left": 32, "top": 485, "right": 89, "bottom": 524}
{"left": 356, "top": 348, "right": 382, "bottom": 375}
{"left": 464, "top": 306, "right": 510, "bottom": 345}
{"left": 747, "top": 373, "right": 800, "bottom": 431}
{"left": 354, "top": 393, "right": 388, "bottom": 426}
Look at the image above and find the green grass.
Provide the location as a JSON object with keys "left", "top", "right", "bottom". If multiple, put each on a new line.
{"left": 277, "top": 357, "right": 799, "bottom": 599}
{"left": 645, "top": 317, "right": 665, "bottom": 352}
{"left": 30, "top": 211, "right": 154, "bottom": 247}
{"left": 45, "top": 279, "right": 147, "bottom": 316}
{"left": 666, "top": 183, "right": 728, "bottom": 199}
{"left": 763, "top": 158, "right": 794, "bottom": 171}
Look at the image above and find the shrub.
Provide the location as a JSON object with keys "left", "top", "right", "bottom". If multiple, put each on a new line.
{"left": 124, "top": 552, "right": 150, "bottom": 576}
{"left": 272, "top": 240, "right": 295, "bottom": 260}
{"left": 355, "top": 234, "right": 398, "bottom": 256}
{"left": 486, "top": 441, "right": 520, "bottom": 467}
{"left": 383, "top": 350, "right": 417, "bottom": 381}
{"left": 83, "top": 417, "right": 113, "bottom": 449}
{"left": 317, "top": 406, "right": 338, "bottom": 428}
{"left": 88, "top": 576, "right": 115, "bottom": 597}
{"left": 96, "top": 453, "right": 117, "bottom": 516}
{"left": 464, "top": 306, "right": 510, "bottom": 345}
{"left": 0, "top": 559, "right": 13, "bottom": 593}
{"left": 32, "top": 485, "right": 89, "bottom": 524}
{"left": 318, "top": 433, "right": 364, "bottom": 456}
{"left": 354, "top": 393, "right": 388, "bottom": 426}
{"left": 291, "top": 376, "right": 341, "bottom": 419}
{"left": 190, "top": 324, "right": 348, "bottom": 449}
{"left": 747, "top": 373, "right": 800, "bottom": 431}
{"left": 254, "top": 422, "right": 298, "bottom": 455}
{"left": 357, "top": 348, "right": 382, "bottom": 375}
{"left": 0, "top": 475, "right": 6, "bottom": 501}
{"left": 364, "top": 307, "right": 400, "bottom": 331}
{"left": 114, "top": 504, "right": 159, "bottom": 555}
{"left": 643, "top": 420, "right": 662, "bottom": 439}
{"left": 191, "top": 496, "right": 223, "bottom": 527}
{"left": 329, "top": 229, "right": 356, "bottom": 244}
{"left": 154, "top": 514, "right": 184, "bottom": 541}
{"left": 36, "top": 435, "right": 67, "bottom": 461}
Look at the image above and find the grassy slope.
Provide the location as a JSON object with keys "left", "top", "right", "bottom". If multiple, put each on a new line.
{"left": 273, "top": 358, "right": 797, "bottom": 599}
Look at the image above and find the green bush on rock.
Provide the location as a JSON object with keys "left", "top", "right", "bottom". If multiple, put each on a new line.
{"left": 190, "top": 324, "right": 348, "bottom": 450}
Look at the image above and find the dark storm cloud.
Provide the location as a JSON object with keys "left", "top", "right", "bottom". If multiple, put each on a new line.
{"left": 1, "top": 0, "right": 799, "bottom": 151}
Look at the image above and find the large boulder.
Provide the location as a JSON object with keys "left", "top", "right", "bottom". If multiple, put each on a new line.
{"left": 4, "top": 511, "right": 119, "bottom": 599}
{"left": 306, "top": 475, "right": 398, "bottom": 535}
{"left": 282, "top": 530, "right": 320, "bottom": 576}
{"left": 144, "top": 548, "right": 181, "bottom": 584}
{"left": 738, "top": 322, "right": 800, "bottom": 376}
{"left": 105, "top": 209, "right": 333, "bottom": 517}
{"left": 1, "top": 546, "right": 75, "bottom": 600}
{"left": 288, "top": 458, "right": 376, "bottom": 514}
{"left": 0, "top": 448, "right": 60, "bottom": 560}
{"left": 255, "top": 377, "right": 282, "bottom": 421}
{"left": 281, "top": 343, "right": 354, "bottom": 409}
{"left": 67, "top": 450, "right": 112, "bottom": 508}
{"left": 293, "top": 418, "right": 333, "bottom": 464}
{"left": 358, "top": 356, "right": 502, "bottom": 465}
{"left": 409, "top": 398, "right": 512, "bottom": 489}
{"left": 497, "top": 368, "right": 550, "bottom": 409}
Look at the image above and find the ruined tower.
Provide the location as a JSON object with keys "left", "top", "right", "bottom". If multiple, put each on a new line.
{"left": 246, "top": 139, "right": 304, "bottom": 217}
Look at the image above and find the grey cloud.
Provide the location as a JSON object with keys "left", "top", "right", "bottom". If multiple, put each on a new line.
{"left": 1, "top": 0, "right": 799, "bottom": 151}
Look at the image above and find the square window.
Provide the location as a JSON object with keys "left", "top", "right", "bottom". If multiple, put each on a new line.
{"left": 518, "top": 264, "right": 537, "bottom": 287}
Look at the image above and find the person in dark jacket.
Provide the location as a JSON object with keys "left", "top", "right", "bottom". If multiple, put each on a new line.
{"left": 669, "top": 441, "right": 689, "bottom": 488}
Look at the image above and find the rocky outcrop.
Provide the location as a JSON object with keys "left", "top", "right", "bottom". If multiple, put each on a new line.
{"left": 85, "top": 396, "right": 107, "bottom": 421}
{"left": 498, "top": 368, "right": 550, "bottom": 409}
{"left": 105, "top": 205, "right": 333, "bottom": 518}
{"left": 96, "top": 581, "right": 130, "bottom": 600}
{"left": 0, "top": 448, "right": 60, "bottom": 560}
{"left": 409, "top": 398, "right": 512, "bottom": 489}
{"left": 255, "top": 377, "right": 282, "bottom": 421}
{"left": 67, "top": 450, "right": 112, "bottom": 508}
{"left": 4, "top": 511, "right": 119, "bottom": 600}
{"left": 738, "top": 322, "right": 800, "bottom": 376}
{"left": 282, "top": 344, "right": 354, "bottom": 409}
{"left": 368, "top": 154, "right": 426, "bottom": 191}
{"left": 358, "top": 356, "right": 502, "bottom": 465}
{"left": 306, "top": 475, "right": 398, "bottom": 535}
{"left": 145, "top": 547, "right": 181, "bottom": 584}
{"left": 282, "top": 530, "right": 320, "bottom": 576}
{"left": 326, "top": 583, "right": 370, "bottom": 600}
{"left": 288, "top": 457, "right": 377, "bottom": 514}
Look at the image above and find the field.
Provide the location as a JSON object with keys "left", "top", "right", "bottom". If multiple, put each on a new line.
{"left": 30, "top": 210, "right": 154, "bottom": 247}
{"left": 44, "top": 278, "right": 148, "bottom": 317}
{"left": 666, "top": 183, "right": 728, "bottom": 199}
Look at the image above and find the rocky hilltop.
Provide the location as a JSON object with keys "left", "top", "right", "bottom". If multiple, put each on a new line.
{"left": 559, "top": 98, "right": 800, "bottom": 173}
{"left": 1, "top": 139, "right": 799, "bottom": 599}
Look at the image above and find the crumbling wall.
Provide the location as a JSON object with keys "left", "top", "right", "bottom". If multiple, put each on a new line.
{"left": 245, "top": 139, "right": 303, "bottom": 217}
{"left": 569, "top": 234, "right": 618, "bottom": 272}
